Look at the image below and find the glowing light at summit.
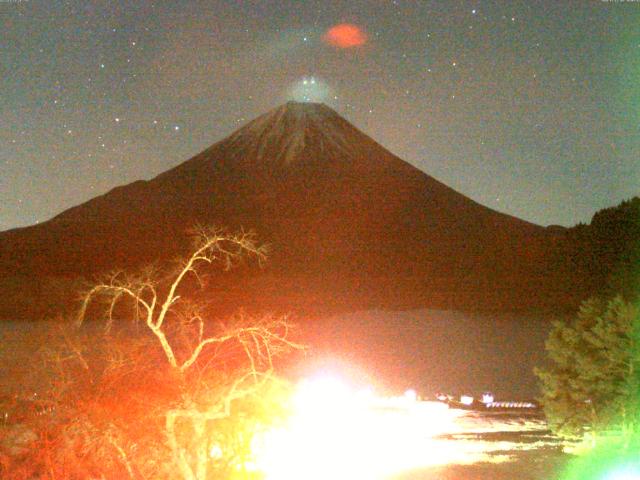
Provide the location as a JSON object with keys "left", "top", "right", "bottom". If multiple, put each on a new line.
{"left": 289, "top": 76, "right": 332, "bottom": 102}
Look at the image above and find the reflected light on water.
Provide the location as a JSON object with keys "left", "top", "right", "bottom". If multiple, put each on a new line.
{"left": 250, "top": 375, "right": 543, "bottom": 480}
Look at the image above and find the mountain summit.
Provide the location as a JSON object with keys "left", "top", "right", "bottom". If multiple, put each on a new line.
{"left": 0, "top": 102, "right": 571, "bottom": 317}
{"left": 224, "top": 102, "right": 358, "bottom": 166}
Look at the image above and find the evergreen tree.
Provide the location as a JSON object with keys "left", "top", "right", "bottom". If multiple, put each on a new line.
{"left": 536, "top": 296, "right": 640, "bottom": 442}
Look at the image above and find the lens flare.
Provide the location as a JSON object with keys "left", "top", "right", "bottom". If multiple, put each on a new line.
{"left": 602, "top": 466, "right": 640, "bottom": 480}
{"left": 560, "top": 443, "right": 640, "bottom": 480}
{"left": 251, "top": 375, "right": 472, "bottom": 480}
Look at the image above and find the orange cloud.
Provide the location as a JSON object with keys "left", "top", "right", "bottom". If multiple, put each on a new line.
{"left": 323, "top": 24, "right": 367, "bottom": 48}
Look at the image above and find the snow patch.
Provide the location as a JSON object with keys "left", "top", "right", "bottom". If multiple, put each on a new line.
{"left": 227, "top": 102, "right": 357, "bottom": 165}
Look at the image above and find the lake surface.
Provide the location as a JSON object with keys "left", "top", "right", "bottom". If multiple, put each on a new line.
{"left": 392, "top": 409, "right": 568, "bottom": 480}
{"left": 1, "top": 308, "right": 555, "bottom": 398}
{"left": 300, "top": 308, "right": 555, "bottom": 399}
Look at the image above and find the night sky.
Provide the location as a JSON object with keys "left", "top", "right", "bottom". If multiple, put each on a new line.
{"left": 2, "top": 0, "right": 638, "bottom": 231}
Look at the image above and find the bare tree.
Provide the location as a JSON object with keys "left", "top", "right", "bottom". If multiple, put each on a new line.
{"left": 47, "top": 226, "right": 304, "bottom": 480}
{"left": 78, "top": 227, "right": 278, "bottom": 369}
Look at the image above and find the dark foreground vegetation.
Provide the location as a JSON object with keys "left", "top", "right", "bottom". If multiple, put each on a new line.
{"left": 0, "top": 228, "right": 302, "bottom": 479}
{"left": 0, "top": 192, "right": 637, "bottom": 478}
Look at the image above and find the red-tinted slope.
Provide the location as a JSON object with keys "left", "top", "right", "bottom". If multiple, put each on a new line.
{"left": 0, "top": 102, "right": 570, "bottom": 314}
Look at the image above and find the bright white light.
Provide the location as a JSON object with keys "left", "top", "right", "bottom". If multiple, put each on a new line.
{"left": 460, "top": 395, "right": 474, "bottom": 406}
{"left": 482, "top": 392, "right": 495, "bottom": 404}
{"left": 252, "top": 375, "right": 469, "bottom": 480}
{"left": 403, "top": 389, "right": 417, "bottom": 402}
{"left": 209, "top": 444, "right": 223, "bottom": 460}
{"left": 602, "top": 465, "right": 640, "bottom": 480}
{"left": 249, "top": 373, "right": 554, "bottom": 479}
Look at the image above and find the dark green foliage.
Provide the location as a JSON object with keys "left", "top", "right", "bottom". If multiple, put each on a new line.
{"left": 564, "top": 197, "right": 640, "bottom": 302}
{"left": 536, "top": 295, "right": 640, "bottom": 440}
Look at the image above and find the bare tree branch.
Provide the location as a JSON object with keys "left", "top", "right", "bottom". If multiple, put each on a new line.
{"left": 66, "top": 226, "right": 300, "bottom": 480}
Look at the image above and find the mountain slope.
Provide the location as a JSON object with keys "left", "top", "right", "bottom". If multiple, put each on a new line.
{"left": 0, "top": 102, "right": 572, "bottom": 316}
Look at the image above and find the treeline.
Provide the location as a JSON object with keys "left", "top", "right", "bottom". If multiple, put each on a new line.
{"left": 557, "top": 196, "right": 640, "bottom": 304}
{"left": 0, "top": 197, "right": 637, "bottom": 321}
{"left": 536, "top": 197, "right": 640, "bottom": 461}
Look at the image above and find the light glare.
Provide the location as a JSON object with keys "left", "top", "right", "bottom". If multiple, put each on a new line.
{"left": 252, "top": 375, "right": 473, "bottom": 480}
